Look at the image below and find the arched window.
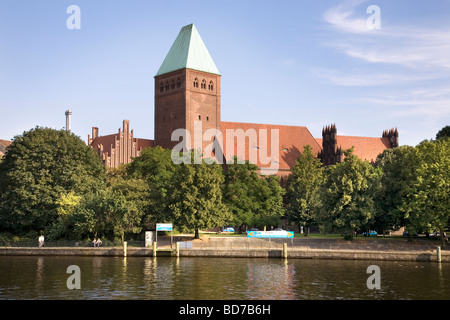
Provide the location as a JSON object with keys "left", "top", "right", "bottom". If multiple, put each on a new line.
{"left": 171, "top": 80, "right": 175, "bottom": 90}
{"left": 160, "top": 82, "right": 164, "bottom": 93}
{"left": 177, "top": 78, "right": 181, "bottom": 88}
{"left": 201, "top": 79, "right": 206, "bottom": 89}
{"left": 193, "top": 78, "right": 199, "bottom": 88}
{"left": 208, "top": 81, "right": 214, "bottom": 91}
{"left": 165, "top": 81, "right": 170, "bottom": 91}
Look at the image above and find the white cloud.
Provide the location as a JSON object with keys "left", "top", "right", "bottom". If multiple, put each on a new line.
{"left": 311, "top": 67, "right": 441, "bottom": 87}
{"left": 323, "top": 0, "right": 371, "bottom": 34}
{"left": 322, "top": 1, "right": 450, "bottom": 70}
{"left": 353, "top": 86, "right": 450, "bottom": 118}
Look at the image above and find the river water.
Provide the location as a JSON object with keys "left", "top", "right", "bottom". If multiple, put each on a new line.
{"left": 0, "top": 256, "right": 448, "bottom": 300}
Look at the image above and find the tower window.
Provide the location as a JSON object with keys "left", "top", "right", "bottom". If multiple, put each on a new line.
{"left": 165, "top": 81, "right": 170, "bottom": 91}
{"left": 177, "top": 78, "right": 181, "bottom": 88}
{"left": 193, "top": 78, "right": 199, "bottom": 88}
{"left": 208, "top": 81, "right": 214, "bottom": 90}
{"left": 206, "top": 116, "right": 209, "bottom": 121}
{"left": 198, "top": 115, "right": 201, "bottom": 120}
{"left": 201, "top": 79, "right": 206, "bottom": 89}
{"left": 171, "top": 80, "right": 175, "bottom": 90}
{"left": 160, "top": 82, "right": 164, "bottom": 92}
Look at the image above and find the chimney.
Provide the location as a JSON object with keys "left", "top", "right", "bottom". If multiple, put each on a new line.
{"left": 92, "top": 127, "right": 99, "bottom": 139}
{"left": 65, "top": 109, "right": 72, "bottom": 132}
{"left": 382, "top": 128, "right": 399, "bottom": 148}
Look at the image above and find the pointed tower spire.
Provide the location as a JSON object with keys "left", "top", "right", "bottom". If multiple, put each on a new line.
{"left": 154, "top": 24, "right": 221, "bottom": 150}
{"left": 156, "top": 23, "right": 220, "bottom": 77}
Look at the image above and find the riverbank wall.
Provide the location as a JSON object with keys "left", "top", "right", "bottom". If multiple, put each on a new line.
{"left": 0, "top": 237, "right": 448, "bottom": 262}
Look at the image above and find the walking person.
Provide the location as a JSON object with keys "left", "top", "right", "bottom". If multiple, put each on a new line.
{"left": 38, "top": 234, "right": 45, "bottom": 247}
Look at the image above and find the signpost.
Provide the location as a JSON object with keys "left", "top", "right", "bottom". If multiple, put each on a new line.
{"left": 156, "top": 223, "right": 173, "bottom": 231}
{"left": 247, "top": 230, "right": 294, "bottom": 238}
{"left": 155, "top": 223, "right": 173, "bottom": 248}
{"left": 145, "top": 231, "right": 153, "bottom": 247}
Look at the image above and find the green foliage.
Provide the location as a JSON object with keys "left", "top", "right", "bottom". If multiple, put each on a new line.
{"left": 222, "top": 157, "right": 285, "bottom": 231}
{"left": 286, "top": 145, "right": 323, "bottom": 235}
{"left": 374, "top": 146, "right": 418, "bottom": 233}
{"left": 436, "top": 125, "right": 450, "bottom": 140}
{"left": 169, "top": 153, "right": 231, "bottom": 239}
{"left": 2, "top": 125, "right": 447, "bottom": 245}
{"left": 402, "top": 139, "right": 450, "bottom": 245}
{"left": 127, "top": 146, "right": 178, "bottom": 228}
{"left": 0, "top": 127, "right": 105, "bottom": 233}
{"left": 319, "top": 148, "right": 379, "bottom": 239}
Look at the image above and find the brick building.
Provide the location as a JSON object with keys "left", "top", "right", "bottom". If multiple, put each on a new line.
{"left": 0, "top": 139, "right": 12, "bottom": 158}
{"left": 89, "top": 23, "right": 397, "bottom": 174}
{"left": 88, "top": 120, "right": 153, "bottom": 168}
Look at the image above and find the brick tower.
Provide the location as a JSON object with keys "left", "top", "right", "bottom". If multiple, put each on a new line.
{"left": 154, "top": 24, "right": 221, "bottom": 151}
{"left": 318, "top": 124, "right": 343, "bottom": 166}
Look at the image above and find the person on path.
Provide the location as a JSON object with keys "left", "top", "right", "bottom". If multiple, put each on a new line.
{"left": 38, "top": 235, "right": 45, "bottom": 247}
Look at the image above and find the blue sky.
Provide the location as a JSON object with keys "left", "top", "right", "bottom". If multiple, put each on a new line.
{"left": 1, "top": 0, "right": 449, "bottom": 147}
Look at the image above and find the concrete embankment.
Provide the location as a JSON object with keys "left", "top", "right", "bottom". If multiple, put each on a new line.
{"left": 0, "top": 237, "right": 448, "bottom": 262}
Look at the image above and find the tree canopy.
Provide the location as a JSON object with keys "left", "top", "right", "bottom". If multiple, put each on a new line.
{"left": 169, "top": 153, "right": 231, "bottom": 238}
{"left": 318, "top": 148, "right": 380, "bottom": 239}
{"left": 0, "top": 127, "right": 105, "bottom": 233}
{"left": 286, "top": 145, "right": 323, "bottom": 235}
{"left": 436, "top": 125, "right": 450, "bottom": 140}
{"left": 401, "top": 139, "right": 450, "bottom": 245}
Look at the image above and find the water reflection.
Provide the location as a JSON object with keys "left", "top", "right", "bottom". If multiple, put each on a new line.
{"left": 0, "top": 256, "right": 449, "bottom": 300}
{"left": 35, "top": 257, "right": 44, "bottom": 293}
{"left": 246, "top": 260, "right": 295, "bottom": 299}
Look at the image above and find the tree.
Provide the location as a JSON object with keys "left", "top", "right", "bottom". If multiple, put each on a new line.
{"left": 286, "top": 145, "right": 323, "bottom": 236}
{"left": 402, "top": 139, "right": 450, "bottom": 246}
{"left": 127, "top": 146, "right": 178, "bottom": 228}
{"left": 255, "top": 175, "right": 285, "bottom": 228}
{"left": 223, "top": 158, "right": 285, "bottom": 231}
{"left": 223, "top": 159, "right": 263, "bottom": 230}
{"left": 107, "top": 165, "right": 149, "bottom": 226}
{"left": 319, "top": 148, "right": 379, "bottom": 239}
{"left": 374, "top": 146, "right": 418, "bottom": 235}
{"left": 0, "top": 127, "right": 105, "bottom": 234}
{"left": 436, "top": 125, "right": 450, "bottom": 140}
{"left": 169, "top": 154, "right": 231, "bottom": 239}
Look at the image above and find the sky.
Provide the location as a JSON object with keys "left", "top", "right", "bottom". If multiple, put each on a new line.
{"left": 0, "top": 0, "right": 449, "bottom": 147}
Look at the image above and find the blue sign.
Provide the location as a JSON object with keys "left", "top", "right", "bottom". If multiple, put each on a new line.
{"left": 247, "top": 230, "right": 294, "bottom": 238}
{"left": 156, "top": 223, "right": 173, "bottom": 231}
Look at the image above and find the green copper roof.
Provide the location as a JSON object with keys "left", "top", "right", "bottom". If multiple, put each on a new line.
{"left": 156, "top": 24, "right": 220, "bottom": 76}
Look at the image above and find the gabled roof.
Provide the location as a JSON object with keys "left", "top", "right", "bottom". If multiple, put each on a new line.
{"left": 336, "top": 135, "right": 391, "bottom": 163}
{"left": 220, "top": 121, "right": 322, "bottom": 175}
{"left": 156, "top": 23, "right": 220, "bottom": 77}
{"left": 0, "top": 139, "right": 12, "bottom": 157}
{"left": 0, "top": 139, "right": 12, "bottom": 148}
{"left": 316, "top": 135, "right": 391, "bottom": 163}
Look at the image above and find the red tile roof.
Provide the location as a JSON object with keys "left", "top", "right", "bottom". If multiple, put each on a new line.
{"left": 0, "top": 139, "right": 12, "bottom": 148}
{"left": 336, "top": 136, "right": 391, "bottom": 162}
{"left": 219, "top": 121, "right": 322, "bottom": 175}
{"left": 0, "top": 139, "right": 12, "bottom": 157}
